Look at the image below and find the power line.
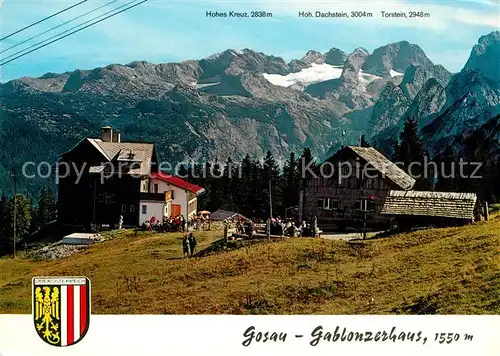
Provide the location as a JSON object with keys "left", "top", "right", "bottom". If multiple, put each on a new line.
{"left": 1, "top": 0, "right": 120, "bottom": 55}
{"left": 1, "top": 0, "right": 139, "bottom": 62}
{"left": 0, "top": 0, "right": 89, "bottom": 42}
{"left": 0, "top": 0, "right": 147, "bottom": 66}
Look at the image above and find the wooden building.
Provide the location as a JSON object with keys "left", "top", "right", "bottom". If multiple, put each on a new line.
{"left": 299, "top": 146, "right": 481, "bottom": 232}
{"left": 299, "top": 146, "right": 416, "bottom": 232}
{"left": 58, "top": 127, "right": 203, "bottom": 230}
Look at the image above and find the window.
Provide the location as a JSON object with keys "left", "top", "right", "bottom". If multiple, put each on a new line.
{"left": 141, "top": 205, "right": 147, "bottom": 215}
{"left": 357, "top": 198, "right": 375, "bottom": 211}
{"left": 154, "top": 184, "right": 159, "bottom": 194}
{"left": 130, "top": 205, "right": 135, "bottom": 213}
{"left": 188, "top": 199, "right": 197, "bottom": 214}
{"left": 318, "top": 198, "right": 339, "bottom": 210}
{"left": 121, "top": 204, "right": 126, "bottom": 213}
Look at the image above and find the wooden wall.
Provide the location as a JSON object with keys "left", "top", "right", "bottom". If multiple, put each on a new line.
{"left": 302, "top": 156, "right": 398, "bottom": 231}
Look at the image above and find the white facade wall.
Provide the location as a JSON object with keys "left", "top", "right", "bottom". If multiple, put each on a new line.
{"left": 149, "top": 179, "right": 198, "bottom": 218}
{"left": 138, "top": 201, "right": 165, "bottom": 225}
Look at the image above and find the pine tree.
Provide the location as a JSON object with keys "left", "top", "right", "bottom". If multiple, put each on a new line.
{"left": 360, "top": 135, "right": 371, "bottom": 147}
{"left": 177, "top": 163, "right": 188, "bottom": 178}
{"left": 260, "top": 151, "right": 282, "bottom": 218}
{"left": 239, "top": 154, "right": 255, "bottom": 217}
{"left": 299, "top": 147, "right": 316, "bottom": 180}
{"left": 220, "top": 157, "right": 235, "bottom": 211}
{"left": 38, "top": 187, "right": 57, "bottom": 227}
{"left": 0, "top": 194, "right": 32, "bottom": 249}
{"left": 435, "top": 146, "right": 459, "bottom": 191}
{"left": 283, "top": 152, "right": 299, "bottom": 210}
{"left": 394, "top": 118, "right": 428, "bottom": 189}
{"left": 207, "top": 159, "right": 224, "bottom": 211}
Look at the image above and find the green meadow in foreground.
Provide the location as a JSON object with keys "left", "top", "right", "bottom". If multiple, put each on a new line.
{"left": 1, "top": 216, "right": 499, "bottom": 315}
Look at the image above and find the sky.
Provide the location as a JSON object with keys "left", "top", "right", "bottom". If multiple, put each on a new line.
{"left": 0, "top": 0, "right": 499, "bottom": 82}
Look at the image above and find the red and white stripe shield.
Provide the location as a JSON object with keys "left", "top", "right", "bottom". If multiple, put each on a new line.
{"left": 33, "top": 277, "right": 91, "bottom": 347}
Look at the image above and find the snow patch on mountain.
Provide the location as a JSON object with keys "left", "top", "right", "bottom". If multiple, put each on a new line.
{"left": 264, "top": 63, "right": 400, "bottom": 90}
{"left": 263, "top": 63, "right": 343, "bottom": 88}
{"left": 358, "top": 70, "right": 380, "bottom": 85}
{"left": 390, "top": 69, "right": 403, "bottom": 77}
{"left": 195, "top": 82, "right": 220, "bottom": 89}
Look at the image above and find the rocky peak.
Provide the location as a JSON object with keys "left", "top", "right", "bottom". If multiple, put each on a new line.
{"left": 288, "top": 50, "right": 324, "bottom": 72}
{"left": 200, "top": 48, "right": 289, "bottom": 78}
{"left": 362, "top": 41, "right": 434, "bottom": 76}
{"left": 400, "top": 64, "right": 451, "bottom": 98}
{"left": 324, "top": 47, "right": 347, "bottom": 66}
{"left": 341, "top": 47, "right": 369, "bottom": 83}
{"left": 464, "top": 30, "right": 500, "bottom": 83}
{"left": 301, "top": 50, "right": 325, "bottom": 64}
{"left": 62, "top": 69, "right": 90, "bottom": 92}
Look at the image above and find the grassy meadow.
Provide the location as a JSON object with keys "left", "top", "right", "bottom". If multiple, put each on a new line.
{"left": 0, "top": 216, "right": 499, "bottom": 315}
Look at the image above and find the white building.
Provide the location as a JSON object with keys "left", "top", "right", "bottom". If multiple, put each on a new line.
{"left": 138, "top": 172, "right": 205, "bottom": 225}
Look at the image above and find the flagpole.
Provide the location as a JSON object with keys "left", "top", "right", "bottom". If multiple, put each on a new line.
{"left": 11, "top": 168, "right": 17, "bottom": 259}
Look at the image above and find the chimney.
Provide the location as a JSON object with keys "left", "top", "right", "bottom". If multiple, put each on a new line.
{"left": 100, "top": 126, "right": 113, "bottom": 142}
{"left": 112, "top": 130, "right": 121, "bottom": 143}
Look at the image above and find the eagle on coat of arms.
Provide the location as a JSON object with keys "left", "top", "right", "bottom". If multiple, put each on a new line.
{"left": 34, "top": 285, "right": 61, "bottom": 345}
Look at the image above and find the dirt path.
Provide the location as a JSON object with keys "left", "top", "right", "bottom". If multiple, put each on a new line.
{"left": 321, "top": 231, "right": 384, "bottom": 240}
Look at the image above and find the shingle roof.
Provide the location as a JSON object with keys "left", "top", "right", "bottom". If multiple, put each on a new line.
{"left": 88, "top": 139, "right": 155, "bottom": 176}
{"left": 347, "top": 146, "right": 416, "bottom": 190}
{"left": 381, "top": 190, "right": 478, "bottom": 219}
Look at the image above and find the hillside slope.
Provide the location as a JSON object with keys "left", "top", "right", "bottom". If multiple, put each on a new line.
{"left": 1, "top": 218, "right": 499, "bottom": 315}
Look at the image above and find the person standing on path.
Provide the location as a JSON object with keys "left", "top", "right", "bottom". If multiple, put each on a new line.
{"left": 188, "top": 232, "right": 197, "bottom": 256}
{"left": 181, "top": 215, "right": 187, "bottom": 232}
{"left": 182, "top": 235, "right": 190, "bottom": 258}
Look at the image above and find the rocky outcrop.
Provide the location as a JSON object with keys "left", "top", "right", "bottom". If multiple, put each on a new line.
{"left": 289, "top": 50, "right": 325, "bottom": 72}
{"left": 464, "top": 30, "right": 500, "bottom": 83}
{"left": 324, "top": 47, "right": 347, "bottom": 66}
{"left": 362, "top": 41, "right": 434, "bottom": 76}
{"left": 369, "top": 64, "right": 451, "bottom": 137}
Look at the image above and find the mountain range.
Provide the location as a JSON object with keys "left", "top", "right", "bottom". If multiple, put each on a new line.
{"left": 0, "top": 30, "right": 499, "bottom": 195}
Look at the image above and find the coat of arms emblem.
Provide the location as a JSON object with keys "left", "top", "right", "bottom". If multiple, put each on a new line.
{"left": 32, "top": 277, "right": 91, "bottom": 347}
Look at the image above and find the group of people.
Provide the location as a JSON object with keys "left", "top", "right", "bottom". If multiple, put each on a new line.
{"left": 235, "top": 216, "right": 320, "bottom": 238}
{"left": 268, "top": 217, "right": 296, "bottom": 236}
{"left": 264, "top": 217, "right": 319, "bottom": 237}
{"left": 141, "top": 215, "right": 188, "bottom": 232}
{"left": 182, "top": 232, "right": 198, "bottom": 258}
{"left": 297, "top": 219, "right": 319, "bottom": 237}
{"left": 235, "top": 219, "right": 254, "bottom": 236}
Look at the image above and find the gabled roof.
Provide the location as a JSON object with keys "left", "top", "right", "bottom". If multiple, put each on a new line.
{"left": 88, "top": 139, "right": 155, "bottom": 176}
{"left": 381, "top": 190, "right": 478, "bottom": 219}
{"left": 347, "top": 146, "right": 416, "bottom": 190}
{"left": 152, "top": 172, "right": 205, "bottom": 195}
